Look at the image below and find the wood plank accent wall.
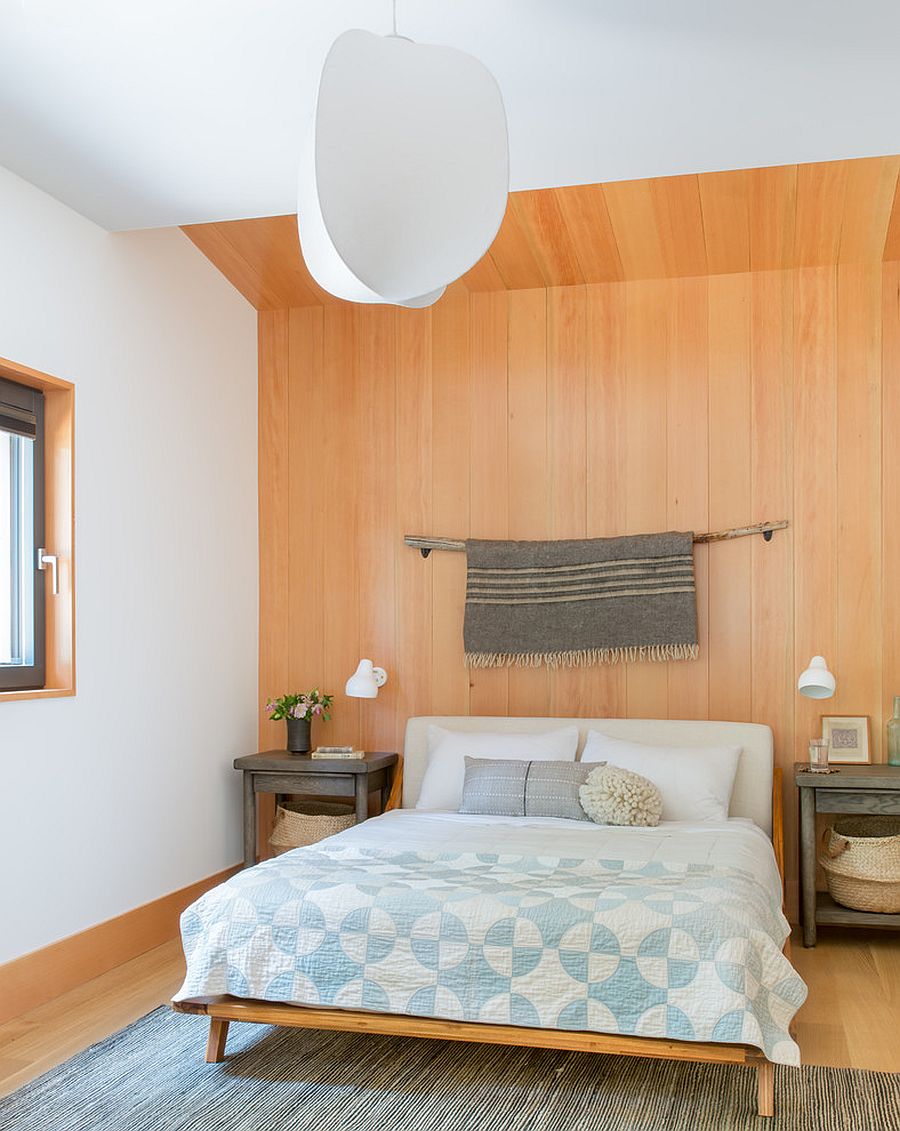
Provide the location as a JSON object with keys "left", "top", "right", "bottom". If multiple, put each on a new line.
{"left": 259, "top": 267, "right": 900, "bottom": 916}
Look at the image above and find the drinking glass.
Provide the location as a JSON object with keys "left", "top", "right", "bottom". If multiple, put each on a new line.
{"left": 808, "top": 737, "right": 830, "bottom": 773}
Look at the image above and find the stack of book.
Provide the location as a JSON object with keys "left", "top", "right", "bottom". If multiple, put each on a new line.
{"left": 310, "top": 746, "right": 366, "bottom": 760}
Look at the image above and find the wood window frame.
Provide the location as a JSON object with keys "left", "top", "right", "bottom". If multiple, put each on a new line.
{"left": 0, "top": 356, "right": 74, "bottom": 702}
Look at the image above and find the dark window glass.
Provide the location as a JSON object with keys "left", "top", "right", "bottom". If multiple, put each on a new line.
{"left": 0, "top": 376, "right": 44, "bottom": 690}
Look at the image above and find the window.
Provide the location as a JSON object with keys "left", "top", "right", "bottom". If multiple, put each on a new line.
{"left": 1, "top": 375, "right": 45, "bottom": 690}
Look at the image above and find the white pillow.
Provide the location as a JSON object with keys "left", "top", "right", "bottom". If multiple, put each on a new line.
{"left": 580, "top": 731, "right": 741, "bottom": 822}
{"left": 416, "top": 725, "right": 579, "bottom": 811}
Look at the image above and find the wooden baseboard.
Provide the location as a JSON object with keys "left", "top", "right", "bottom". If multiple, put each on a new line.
{"left": 0, "top": 864, "right": 239, "bottom": 1025}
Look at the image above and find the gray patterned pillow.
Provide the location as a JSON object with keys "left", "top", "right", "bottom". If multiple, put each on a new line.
{"left": 459, "top": 757, "right": 600, "bottom": 820}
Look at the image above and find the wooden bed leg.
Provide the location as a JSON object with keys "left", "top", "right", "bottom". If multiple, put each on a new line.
{"left": 756, "top": 1060, "right": 775, "bottom": 1117}
{"left": 205, "top": 1017, "right": 230, "bottom": 1063}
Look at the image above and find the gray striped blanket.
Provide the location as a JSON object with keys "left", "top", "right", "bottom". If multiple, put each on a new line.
{"left": 464, "top": 532, "right": 699, "bottom": 668}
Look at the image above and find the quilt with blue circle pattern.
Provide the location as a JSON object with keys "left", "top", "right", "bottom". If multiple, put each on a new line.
{"left": 177, "top": 845, "right": 805, "bottom": 1065}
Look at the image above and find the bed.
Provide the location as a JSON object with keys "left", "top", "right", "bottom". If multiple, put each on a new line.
{"left": 172, "top": 716, "right": 805, "bottom": 1118}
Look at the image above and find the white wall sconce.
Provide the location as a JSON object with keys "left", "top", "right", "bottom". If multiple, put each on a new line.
{"left": 797, "top": 655, "right": 836, "bottom": 700}
{"left": 345, "top": 659, "right": 388, "bottom": 699}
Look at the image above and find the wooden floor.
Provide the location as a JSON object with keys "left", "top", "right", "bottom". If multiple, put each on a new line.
{"left": 0, "top": 928, "right": 897, "bottom": 1100}
{"left": 790, "top": 927, "right": 900, "bottom": 1073}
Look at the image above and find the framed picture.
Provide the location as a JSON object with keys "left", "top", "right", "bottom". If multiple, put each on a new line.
{"left": 821, "top": 716, "right": 871, "bottom": 765}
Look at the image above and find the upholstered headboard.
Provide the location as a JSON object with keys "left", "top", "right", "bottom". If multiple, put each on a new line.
{"left": 401, "top": 716, "right": 775, "bottom": 836}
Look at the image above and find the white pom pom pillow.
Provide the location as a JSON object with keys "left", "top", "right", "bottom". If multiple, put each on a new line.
{"left": 579, "top": 764, "right": 663, "bottom": 827}
{"left": 580, "top": 731, "right": 741, "bottom": 823}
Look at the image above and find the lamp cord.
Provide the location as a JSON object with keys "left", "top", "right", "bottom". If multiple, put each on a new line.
{"left": 392, "top": 0, "right": 397, "bottom": 36}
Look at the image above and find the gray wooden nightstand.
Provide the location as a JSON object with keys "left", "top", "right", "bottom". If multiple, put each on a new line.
{"left": 795, "top": 762, "right": 900, "bottom": 946}
{"left": 234, "top": 750, "right": 399, "bottom": 868}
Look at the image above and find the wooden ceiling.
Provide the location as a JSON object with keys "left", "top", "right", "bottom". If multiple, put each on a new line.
{"left": 184, "top": 154, "right": 900, "bottom": 310}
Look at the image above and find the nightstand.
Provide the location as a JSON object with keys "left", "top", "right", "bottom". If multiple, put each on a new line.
{"left": 795, "top": 762, "right": 900, "bottom": 946}
{"left": 233, "top": 750, "right": 399, "bottom": 868}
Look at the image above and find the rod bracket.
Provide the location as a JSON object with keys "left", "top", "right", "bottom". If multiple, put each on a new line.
{"left": 420, "top": 547, "right": 432, "bottom": 559}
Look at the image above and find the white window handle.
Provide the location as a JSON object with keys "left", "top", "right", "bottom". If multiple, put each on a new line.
{"left": 37, "top": 548, "right": 59, "bottom": 596}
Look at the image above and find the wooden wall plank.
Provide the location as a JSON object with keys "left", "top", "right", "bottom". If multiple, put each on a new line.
{"left": 665, "top": 277, "right": 709, "bottom": 719}
{"left": 469, "top": 291, "right": 510, "bottom": 715}
{"left": 652, "top": 175, "right": 707, "bottom": 278}
{"left": 707, "top": 274, "right": 752, "bottom": 721}
{"left": 602, "top": 179, "right": 666, "bottom": 281}
{"left": 430, "top": 289, "right": 472, "bottom": 714}
{"left": 547, "top": 286, "right": 590, "bottom": 714}
{"left": 883, "top": 263, "right": 900, "bottom": 756}
{"left": 245, "top": 215, "right": 338, "bottom": 306}
{"left": 699, "top": 170, "right": 750, "bottom": 276}
{"left": 320, "top": 306, "right": 361, "bottom": 749}
{"left": 838, "top": 157, "right": 900, "bottom": 264}
{"left": 882, "top": 176, "right": 900, "bottom": 263}
{"left": 794, "top": 164, "right": 848, "bottom": 268}
{"left": 750, "top": 269, "right": 795, "bottom": 909}
{"left": 258, "top": 310, "right": 290, "bottom": 741}
{"left": 395, "top": 308, "right": 434, "bottom": 746}
{"left": 835, "top": 266, "right": 883, "bottom": 757}
{"left": 508, "top": 191, "right": 583, "bottom": 287}
{"left": 182, "top": 224, "right": 270, "bottom": 309}
{"left": 486, "top": 203, "right": 548, "bottom": 290}
{"left": 793, "top": 268, "right": 838, "bottom": 764}
{"left": 547, "top": 287, "right": 588, "bottom": 539}
{"left": 748, "top": 165, "right": 797, "bottom": 272}
{"left": 184, "top": 217, "right": 330, "bottom": 308}
{"left": 585, "top": 282, "right": 627, "bottom": 716}
{"left": 286, "top": 307, "right": 325, "bottom": 698}
{"left": 460, "top": 251, "right": 507, "bottom": 293}
{"left": 356, "top": 307, "right": 398, "bottom": 752}
{"left": 506, "top": 289, "right": 551, "bottom": 715}
{"left": 257, "top": 309, "right": 291, "bottom": 857}
{"left": 623, "top": 279, "right": 669, "bottom": 717}
{"left": 554, "top": 185, "right": 624, "bottom": 283}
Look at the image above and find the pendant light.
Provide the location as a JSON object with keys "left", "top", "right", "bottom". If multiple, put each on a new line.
{"left": 297, "top": 3, "right": 508, "bottom": 307}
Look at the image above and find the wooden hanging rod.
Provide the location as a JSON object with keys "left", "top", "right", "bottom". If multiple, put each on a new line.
{"left": 404, "top": 521, "right": 789, "bottom": 558}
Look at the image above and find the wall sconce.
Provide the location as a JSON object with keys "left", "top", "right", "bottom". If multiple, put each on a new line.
{"left": 345, "top": 659, "right": 388, "bottom": 699}
{"left": 797, "top": 655, "right": 836, "bottom": 700}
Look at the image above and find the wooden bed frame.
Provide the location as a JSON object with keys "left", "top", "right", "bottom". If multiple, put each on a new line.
{"left": 173, "top": 767, "right": 787, "bottom": 1118}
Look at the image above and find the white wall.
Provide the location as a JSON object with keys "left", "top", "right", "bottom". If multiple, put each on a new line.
{"left": 0, "top": 166, "right": 258, "bottom": 963}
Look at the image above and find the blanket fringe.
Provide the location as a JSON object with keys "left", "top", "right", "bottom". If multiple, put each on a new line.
{"left": 464, "top": 644, "right": 700, "bottom": 669}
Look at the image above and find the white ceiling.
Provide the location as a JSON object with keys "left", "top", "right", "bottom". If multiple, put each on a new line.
{"left": 2, "top": 1, "right": 900, "bottom": 231}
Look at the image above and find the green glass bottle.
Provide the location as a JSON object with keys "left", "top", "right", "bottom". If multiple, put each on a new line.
{"left": 888, "top": 696, "right": 900, "bottom": 766}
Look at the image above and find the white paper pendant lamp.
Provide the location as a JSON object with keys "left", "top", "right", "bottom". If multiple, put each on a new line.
{"left": 298, "top": 29, "right": 508, "bottom": 307}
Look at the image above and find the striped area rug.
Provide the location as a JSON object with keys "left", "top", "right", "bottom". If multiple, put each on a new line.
{"left": 2, "top": 1007, "right": 897, "bottom": 1131}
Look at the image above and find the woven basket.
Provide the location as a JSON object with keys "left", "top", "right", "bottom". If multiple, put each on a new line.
{"left": 269, "top": 800, "right": 355, "bottom": 854}
{"left": 819, "top": 817, "right": 900, "bottom": 913}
